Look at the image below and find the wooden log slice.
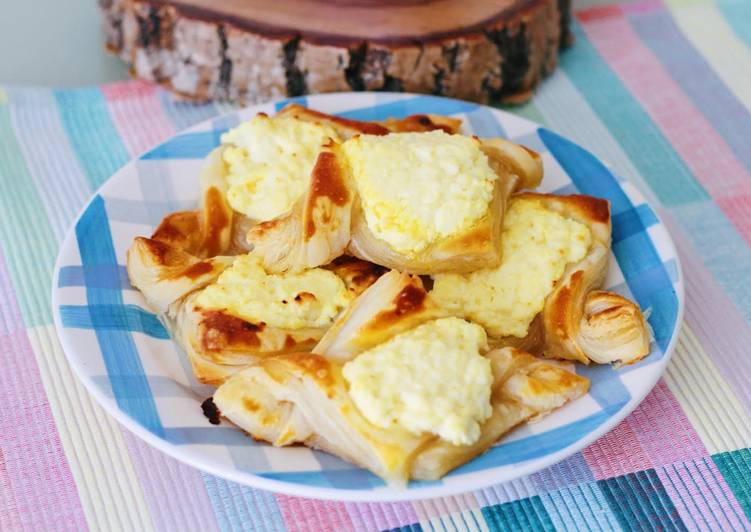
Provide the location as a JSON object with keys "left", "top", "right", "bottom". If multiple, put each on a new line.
{"left": 100, "top": 0, "right": 571, "bottom": 105}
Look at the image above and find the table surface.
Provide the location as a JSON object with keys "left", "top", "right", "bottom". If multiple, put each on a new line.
{"left": 1, "top": 0, "right": 751, "bottom": 531}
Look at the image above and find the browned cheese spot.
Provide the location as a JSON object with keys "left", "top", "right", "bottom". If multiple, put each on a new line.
{"left": 200, "top": 311, "right": 265, "bottom": 351}
{"left": 181, "top": 261, "right": 213, "bottom": 279}
{"left": 368, "top": 283, "right": 428, "bottom": 330}
{"left": 304, "top": 152, "right": 350, "bottom": 239}
{"left": 296, "top": 107, "right": 389, "bottom": 135}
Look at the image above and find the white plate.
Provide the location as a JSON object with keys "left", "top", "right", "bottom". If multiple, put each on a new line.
{"left": 52, "top": 92, "right": 684, "bottom": 501}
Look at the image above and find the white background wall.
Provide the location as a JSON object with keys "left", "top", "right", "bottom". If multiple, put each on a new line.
{"left": 0, "top": 0, "right": 127, "bottom": 85}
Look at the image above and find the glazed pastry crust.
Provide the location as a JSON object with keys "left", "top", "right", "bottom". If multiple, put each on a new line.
{"left": 127, "top": 189, "right": 384, "bottom": 385}
{"left": 212, "top": 347, "right": 588, "bottom": 483}
{"left": 489, "top": 193, "right": 651, "bottom": 366}
{"left": 313, "top": 269, "right": 445, "bottom": 362}
{"left": 248, "top": 137, "right": 543, "bottom": 274}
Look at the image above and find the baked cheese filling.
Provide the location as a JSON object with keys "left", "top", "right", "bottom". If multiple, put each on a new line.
{"left": 431, "top": 198, "right": 592, "bottom": 338}
{"left": 341, "top": 131, "right": 498, "bottom": 255}
{"left": 221, "top": 114, "right": 340, "bottom": 221}
{"left": 194, "top": 254, "right": 351, "bottom": 329}
{"left": 342, "top": 317, "right": 493, "bottom": 445}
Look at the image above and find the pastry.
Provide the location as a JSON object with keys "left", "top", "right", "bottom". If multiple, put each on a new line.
{"left": 247, "top": 131, "right": 543, "bottom": 274}
{"left": 128, "top": 227, "right": 384, "bottom": 384}
{"left": 124, "top": 105, "right": 652, "bottom": 485}
{"left": 431, "top": 193, "right": 651, "bottom": 365}
{"left": 213, "top": 332, "right": 588, "bottom": 483}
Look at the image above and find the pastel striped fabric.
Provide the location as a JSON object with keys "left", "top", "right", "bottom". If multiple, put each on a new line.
{"left": 1, "top": 0, "right": 750, "bottom": 529}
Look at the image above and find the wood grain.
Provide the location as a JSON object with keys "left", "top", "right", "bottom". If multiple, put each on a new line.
{"left": 100, "top": 0, "right": 571, "bottom": 104}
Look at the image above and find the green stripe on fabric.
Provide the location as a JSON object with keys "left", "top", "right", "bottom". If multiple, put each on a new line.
{"left": 0, "top": 102, "right": 57, "bottom": 326}
{"left": 560, "top": 23, "right": 709, "bottom": 206}
{"left": 713, "top": 448, "right": 751, "bottom": 520}
{"left": 481, "top": 495, "right": 556, "bottom": 531}
{"left": 597, "top": 469, "right": 687, "bottom": 531}
{"left": 717, "top": 0, "right": 751, "bottom": 49}
{"left": 54, "top": 88, "right": 130, "bottom": 190}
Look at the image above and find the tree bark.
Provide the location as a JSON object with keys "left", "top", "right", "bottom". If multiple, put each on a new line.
{"left": 100, "top": 0, "right": 571, "bottom": 105}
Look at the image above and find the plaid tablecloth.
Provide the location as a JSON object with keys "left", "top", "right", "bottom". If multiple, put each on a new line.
{"left": 2, "top": 0, "right": 750, "bottom": 529}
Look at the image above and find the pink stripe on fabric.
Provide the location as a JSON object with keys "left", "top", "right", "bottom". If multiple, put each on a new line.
{"left": 275, "top": 494, "right": 356, "bottom": 532}
{"left": 582, "top": 414, "right": 653, "bottom": 480}
{"left": 120, "top": 431, "right": 219, "bottom": 532}
{"left": 627, "top": 380, "right": 707, "bottom": 465}
{"left": 345, "top": 501, "right": 421, "bottom": 530}
{"left": 620, "top": 0, "right": 662, "bottom": 15}
{"left": 578, "top": 7, "right": 751, "bottom": 210}
{"left": 413, "top": 494, "right": 479, "bottom": 523}
{"left": 0, "top": 449, "right": 22, "bottom": 532}
{"left": 0, "top": 253, "right": 87, "bottom": 531}
{"left": 657, "top": 457, "right": 751, "bottom": 530}
{"left": 101, "top": 80, "right": 176, "bottom": 157}
{"left": 716, "top": 195, "right": 751, "bottom": 243}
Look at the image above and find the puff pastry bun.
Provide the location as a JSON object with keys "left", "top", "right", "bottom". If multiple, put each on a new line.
{"left": 131, "top": 105, "right": 463, "bottom": 266}
{"left": 431, "top": 193, "right": 651, "bottom": 366}
{"left": 247, "top": 136, "right": 543, "bottom": 275}
{"left": 128, "top": 213, "right": 384, "bottom": 384}
{"left": 213, "top": 345, "right": 588, "bottom": 483}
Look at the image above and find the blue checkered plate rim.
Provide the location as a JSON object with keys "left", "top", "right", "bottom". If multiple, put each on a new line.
{"left": 52, "top": 92, "right": 684, "bottom": 502}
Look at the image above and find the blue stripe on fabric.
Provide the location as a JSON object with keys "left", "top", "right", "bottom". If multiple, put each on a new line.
{"left": 538, "top": 481, "right": 622, "bottom": 531}
{"left": 59, "top": 304, "right": 168, "bottom": 339}
{"left": 673, "top": 201, "right": 751, "bottom": 322}
{"left": 75, "top": 195, "right": 163, "bottom": 436}
{"left": 559, "top": 23, "right": 709, "bottom": 206}
{"left": 717, "top": 0, "right": 751, "bottom": 49}
{"left": 539, "top": 127, "right": 679, "bottom": 352}
{"left": 628, "top": 7, "right": 751, "bottom": 173}
{"left": 58, "top": 264, "right": 131, "bottom": 289}
{"left": 529, "top": 453, "right": 595, "bottom": 492}
{"left": 157, "top": 90, "right": 219, "bottom": 131}
{"left": 275, "top": 96, "right": 308, "bottom": 111}
{"left": 466, "top": 108, "right": 507, "bottom": 138}
{"left": 338, "top": 95, "right": 477, "bottom": 121}
{"left": 5, "top": 87, "right": 93, "bottom": 242}
{"left": 481, "top": 495, "right": 556, "bottom": 532}
{"left": 448, "top": 402, "right": 627, "bottom": 476}
{"left": 202, "top": 474, "right": 285, "bottom": 532}
{"left": 385, "top": 524, "right": 423, "bottom": 532}
{"left": 140, "top": 131, "right": 224, "bottom": 160}
{"left": 54, "top": 87, "right": 130, "bottom": 189}
{"left": 597, "top": 469, "right": 686, "bottom": 531}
